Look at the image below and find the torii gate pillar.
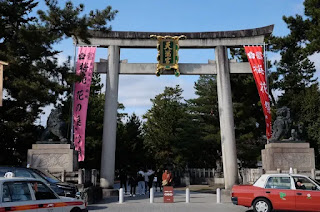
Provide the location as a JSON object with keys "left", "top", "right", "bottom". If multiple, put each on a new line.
{"left": 100, "top": 46, "right": 120, "bottom": 188}
{"left": 216, "top": 46, "right": 238, "bottom": 189}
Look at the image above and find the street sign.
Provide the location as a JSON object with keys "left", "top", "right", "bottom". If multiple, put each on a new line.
{"left": 163, "top": 186, "right": 174, "bottom": 203}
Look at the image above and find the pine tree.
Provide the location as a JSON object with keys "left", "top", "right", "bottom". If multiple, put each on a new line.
{"left": 143, "top": 85, "right": 188, "bottom": 169}
{"left": 186, "top": 75, "right": 221, "bottom": 168}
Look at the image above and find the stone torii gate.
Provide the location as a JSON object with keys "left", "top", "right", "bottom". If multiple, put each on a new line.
{"left": 76, "top": 25, "right": 274, "bottom": 190}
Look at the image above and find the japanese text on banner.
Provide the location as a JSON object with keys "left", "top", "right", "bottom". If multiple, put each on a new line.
{"left": 244, "top": 46, "right": 272, "bottom": 140}
{"left": 73, "top": 47, "right": 96, "bottom": 161}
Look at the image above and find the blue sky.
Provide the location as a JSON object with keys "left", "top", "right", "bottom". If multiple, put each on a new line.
{"left": 35, "top": 0, "right": 320, "bottom": 125}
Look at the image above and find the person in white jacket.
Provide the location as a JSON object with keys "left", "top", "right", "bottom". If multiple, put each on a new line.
{"left": 144, "top": 169, "right": 154, "bottom": 193}
{"left": 137, "top": 169, "right": 145, "bottom": 195}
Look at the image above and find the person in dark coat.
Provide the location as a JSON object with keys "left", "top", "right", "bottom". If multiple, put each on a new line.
{"left": 119, "top": 168, "right": 127, "bottom": 194}
{"left": 148, "top": 171, "right": 155, "bottom": 192}
{"left": 128, "top": 174, "right": 137, "bottom": 197}
{"left": 156, "top": 169, "right": 163, "bottom": 192}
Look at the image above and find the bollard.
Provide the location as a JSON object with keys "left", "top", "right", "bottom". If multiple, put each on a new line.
{"left": 216, "top": 188, "right": 221, "bottom": 204}
{"left": 311, "top": 169, "right": 316, "bottom": 179}
{"left": 150, "top": 187, "right": 154, "bottom": 203}
{"left": 61, "top": 170, "right": 65, "bottom": 182}
{"left": 186, "top": 188, "right": 190, "bottom": 203}
{"left": 119, "top": 188, "right": 124, "bottom": 204}
{"left": 289, "top": 167, "right": 293, "bottom": 174}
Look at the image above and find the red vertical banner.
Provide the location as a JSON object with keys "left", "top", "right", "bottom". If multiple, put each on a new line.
{"left": 244, "top": 46, "right": 272, "bottom": 140}
{"left": 73, "top": 47, "right": 96, "bottom": 161}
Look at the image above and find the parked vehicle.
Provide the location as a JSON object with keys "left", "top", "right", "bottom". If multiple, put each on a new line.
{"left": 232, "top": 173, "right": 320, "bottom": 212}
{"left": 0, "top": 167, "right": 78, "bottom": 198}
{"left": 0, "top": 176, "right": 87, "bottom": 212}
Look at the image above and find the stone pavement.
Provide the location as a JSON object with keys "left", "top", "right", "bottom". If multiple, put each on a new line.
{"left": 88, "top": 190, "right": 253, "bottom": 212}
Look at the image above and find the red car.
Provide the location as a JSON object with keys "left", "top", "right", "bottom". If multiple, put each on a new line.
{"left": 232, "top": 174, "right": 320, "bottom": 212}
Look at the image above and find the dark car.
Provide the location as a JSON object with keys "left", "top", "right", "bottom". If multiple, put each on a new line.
{"left": 0, "top": 167, "right": 78, "bottom": 197}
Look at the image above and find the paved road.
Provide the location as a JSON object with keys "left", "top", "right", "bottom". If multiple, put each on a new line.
{"left": 88, "top": 190, "right": 253, "bottom": 212}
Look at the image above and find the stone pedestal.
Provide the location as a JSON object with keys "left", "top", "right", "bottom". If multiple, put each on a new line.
{"left": 27, "top": 144, "right": 78, "bottom": 172}
{"left": 262, "top": 142, "right": 315, "bottom": 172}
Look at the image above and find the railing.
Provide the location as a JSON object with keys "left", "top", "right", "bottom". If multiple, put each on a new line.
{"left": 49, "top": 167, "right": 320, "bottom": 186}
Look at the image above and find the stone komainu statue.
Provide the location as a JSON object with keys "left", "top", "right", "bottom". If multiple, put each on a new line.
{"left": 40, "top": 107, "right": 67, "bottom": 143}
{"left": 270, "top": 106, "right": 292, "bottom": 142}
{"left": 270, "top": 106, "right": 304, "bottom": 142}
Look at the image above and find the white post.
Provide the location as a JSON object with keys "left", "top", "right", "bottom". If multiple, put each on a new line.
{"left": 311, "top": 169, "right": 316, "bottom": 179}
{"left": 293, "top": 168, "right": 298, "bottom": 174}
{"left": 289, "top": 167, "right": 293, "bottom": 174}
{"left": 150, "top": 187, "right": 154, "bottom": 203}
{"left": 216, "top": 188, "right": 221, "bottom": 203}
{"left": 186, "top": 188, "right": 190, "bottom": 203}
{"left": 61, "top": 170, "right": 65, "bottom": 182}
{"left": 78, "top": 169, "right": 83, "bottom": 185}
{"left": 119, "top": 188, "right": 124, "bottom": 204}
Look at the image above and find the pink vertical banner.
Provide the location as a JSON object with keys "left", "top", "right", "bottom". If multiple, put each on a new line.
{"left": 73, "top": 47, "right": 96, "bottom": 161}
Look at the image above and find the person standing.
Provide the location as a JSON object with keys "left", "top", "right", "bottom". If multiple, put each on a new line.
{"left": 162, "top": 169, "right": 173, "bottom": 186}
{"left": 137, "top": 168, "right": 145, "bottom": 195}
{"left": 147, "top": 169, "right": 155, "bottom": 192}
{"left": 128, "top": 174, "right": 137, "bottom": 197}
{"left": 144, "top": 168, "right": 149, "bottom": 194}
{"left": 119, "top": 168, "right": 127, "bottom": 194}
{"left": 156, "top": 169, "right": 163, "bottom": 192}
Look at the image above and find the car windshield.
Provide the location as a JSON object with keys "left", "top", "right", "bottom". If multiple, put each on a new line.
{"left": 32, "top": 169, "right": 60, "bottom": 184}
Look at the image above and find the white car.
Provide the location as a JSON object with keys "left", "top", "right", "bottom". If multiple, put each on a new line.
{"left": 0, "top": 177, "right": 87, "bottom": 212}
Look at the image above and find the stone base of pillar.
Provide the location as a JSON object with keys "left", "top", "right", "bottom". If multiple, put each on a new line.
{"left": 261, "top": 142, "right": 315, "bottom": 172}
{"left": 27, "top": 143, "right": 78, "bottom": 172}
{"left": 102, "top": 188, "right": 119, "bottom": 198}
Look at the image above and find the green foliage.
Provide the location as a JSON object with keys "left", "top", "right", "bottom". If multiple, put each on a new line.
{"left": 116, "top": 114, "right": 145, "bottom": 172}
{"left": 38, "top": 0, "right": 118, "bottom": 44}
{"left": 186, "top": 76, "right": 221, "bottom": 167}
{"left": 230, "top": 74, "right": 266, "bottom": 167}
{"left": 143, "top": 85, "right": 190, "bottom": 169}
{"left": 304, "top": 0, "right": 320, "bottom": 53}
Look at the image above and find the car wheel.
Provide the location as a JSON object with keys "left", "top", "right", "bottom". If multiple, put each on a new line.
{"left": 253, "top": 198, "right": 272, "bottom": 212}
{"left": 70, "top": 207, "right": 82, "bottom": 212}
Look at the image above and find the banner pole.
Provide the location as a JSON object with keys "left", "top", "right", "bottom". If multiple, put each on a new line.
{"left": 264, "top": 42, "right": 270, "bottom": 144}
{"left": 264, "top": 42, "right": 269, "bottom": 94}
{"left": 70, "top": 40, "right": 77, "bottom": 147}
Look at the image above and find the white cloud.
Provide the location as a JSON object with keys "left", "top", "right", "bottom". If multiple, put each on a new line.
{"left": 118, "top": 75, "right": 198, "bottom": 116}
{"left": 56, "top": 53, "right": 68, "bottom": 66}
{"left": 35, "top": 104, "right": 54, "bottom": 127}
